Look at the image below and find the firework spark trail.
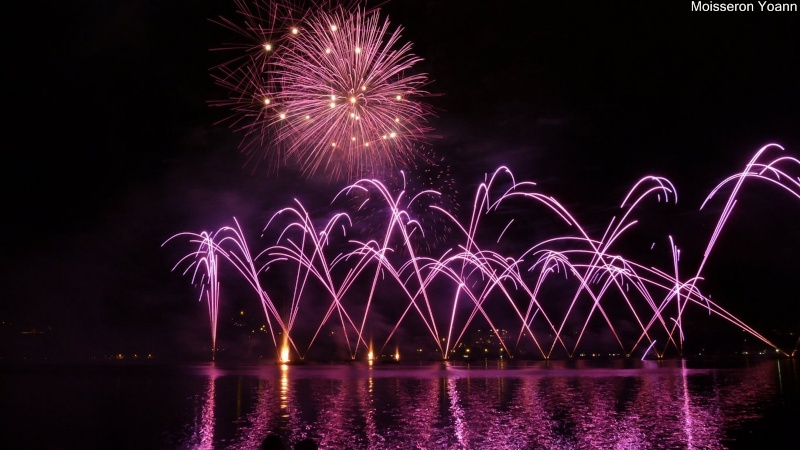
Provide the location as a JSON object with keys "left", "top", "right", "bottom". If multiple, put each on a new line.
{"left": 465, "top": 172, "right": 633, "bottom": 357}
{"left": 261, "top": 203, "right": 370, "bottom": 358}
{"left": 455, "top": 168, "right": 628, "bottom": 357}
{"left": 697, "top": 144, "right": 800, "bottom": 279}
{"left": 354, "top": 153, "right": 458, "bottom": 253}
{"left": 164, "top": 231, "right": 221, "bottom": 361}
{"left": 210, "top": 0, "right": 313, "bottom": 169}
{"left": 556, "top": 176, "right": 677, "bottom": 357}
{"left": 213, "top": 221, "right": 288, "bottom": 349}
{"left": 211, "top": 1, "right": 434, "bottom": 181}
{"left": 164, "top": 223, "right": 297, "bottom": 356}
{"left": 411, "top": 249, "right": 523, "bottom": 358}
{"left": 167, "top": 147, "right": 798, "bottom": 360}
{"left": 429, "top": 168, "right": 570, "bottom": 356}
{"left": 340, "top": 178, "right": 447, "bottom": 357}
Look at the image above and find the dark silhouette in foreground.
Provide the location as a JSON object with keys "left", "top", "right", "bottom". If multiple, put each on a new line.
{"left": 261, "top": 433, "right": 285, "bottom": 450}
{"left": 294, "top": 438, "right": 319, "bottom": 450}
{"left": 260, "top": 433, "right": 319, "bottom": 450}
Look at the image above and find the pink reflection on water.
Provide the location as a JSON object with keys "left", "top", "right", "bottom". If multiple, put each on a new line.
{"left": 175, "top": 359, "right": 795, "bottom": 449}
{"left": 681, "top": 359, "right": 696, "bottom": 449}
{"left": 446, "top": 377, "right": 467, "bottom": 449}
{"left": 191, "top": 365, "right": 219, "bottom": 450}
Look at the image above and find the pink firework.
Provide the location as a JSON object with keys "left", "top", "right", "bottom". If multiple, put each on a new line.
{"left": 212, "top": 1, "right": 435, "bottom": 181}
{"left": 168, "top": 145, "right": 799, "bottom": 361}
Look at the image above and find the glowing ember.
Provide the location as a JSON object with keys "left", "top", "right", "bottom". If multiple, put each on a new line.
{"left": 280, "top": 345, "right": 290, "bottom": 363}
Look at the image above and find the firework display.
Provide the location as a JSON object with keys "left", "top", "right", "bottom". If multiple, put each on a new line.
{"left": 211, "top": 0, "right": 434, "bottom": 180}
{"left": 166, "top": 144, "right": 799, "bottom": 361}
{"left": 165, "top": 1, "right": 800, "bottom": 363}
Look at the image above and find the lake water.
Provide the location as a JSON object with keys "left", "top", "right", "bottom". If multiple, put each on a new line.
{"left": 1, "top": 358, "right": 797, "bottom": 449}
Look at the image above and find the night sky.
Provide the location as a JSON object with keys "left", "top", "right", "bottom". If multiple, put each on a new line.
{"left": 3, "top": 1, "right": 798, "bottom": 362}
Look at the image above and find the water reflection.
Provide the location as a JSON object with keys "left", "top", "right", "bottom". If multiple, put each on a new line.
{"left": 446, "top": 377, "right": 466, "bottom": 449}
{"left": 186, "top": 364, "right": 220, "bottom": 450}
{"left": 176, "top": 359, "right": 798, "bottom": 449}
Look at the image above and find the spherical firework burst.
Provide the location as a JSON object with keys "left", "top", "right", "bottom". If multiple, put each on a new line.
{"left": 211, "top": 1, "right": 435, "bottom": 181}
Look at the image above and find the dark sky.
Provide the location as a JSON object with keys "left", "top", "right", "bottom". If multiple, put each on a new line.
{"left": 3, "top": 1, "right": 798, "bottom": 361}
